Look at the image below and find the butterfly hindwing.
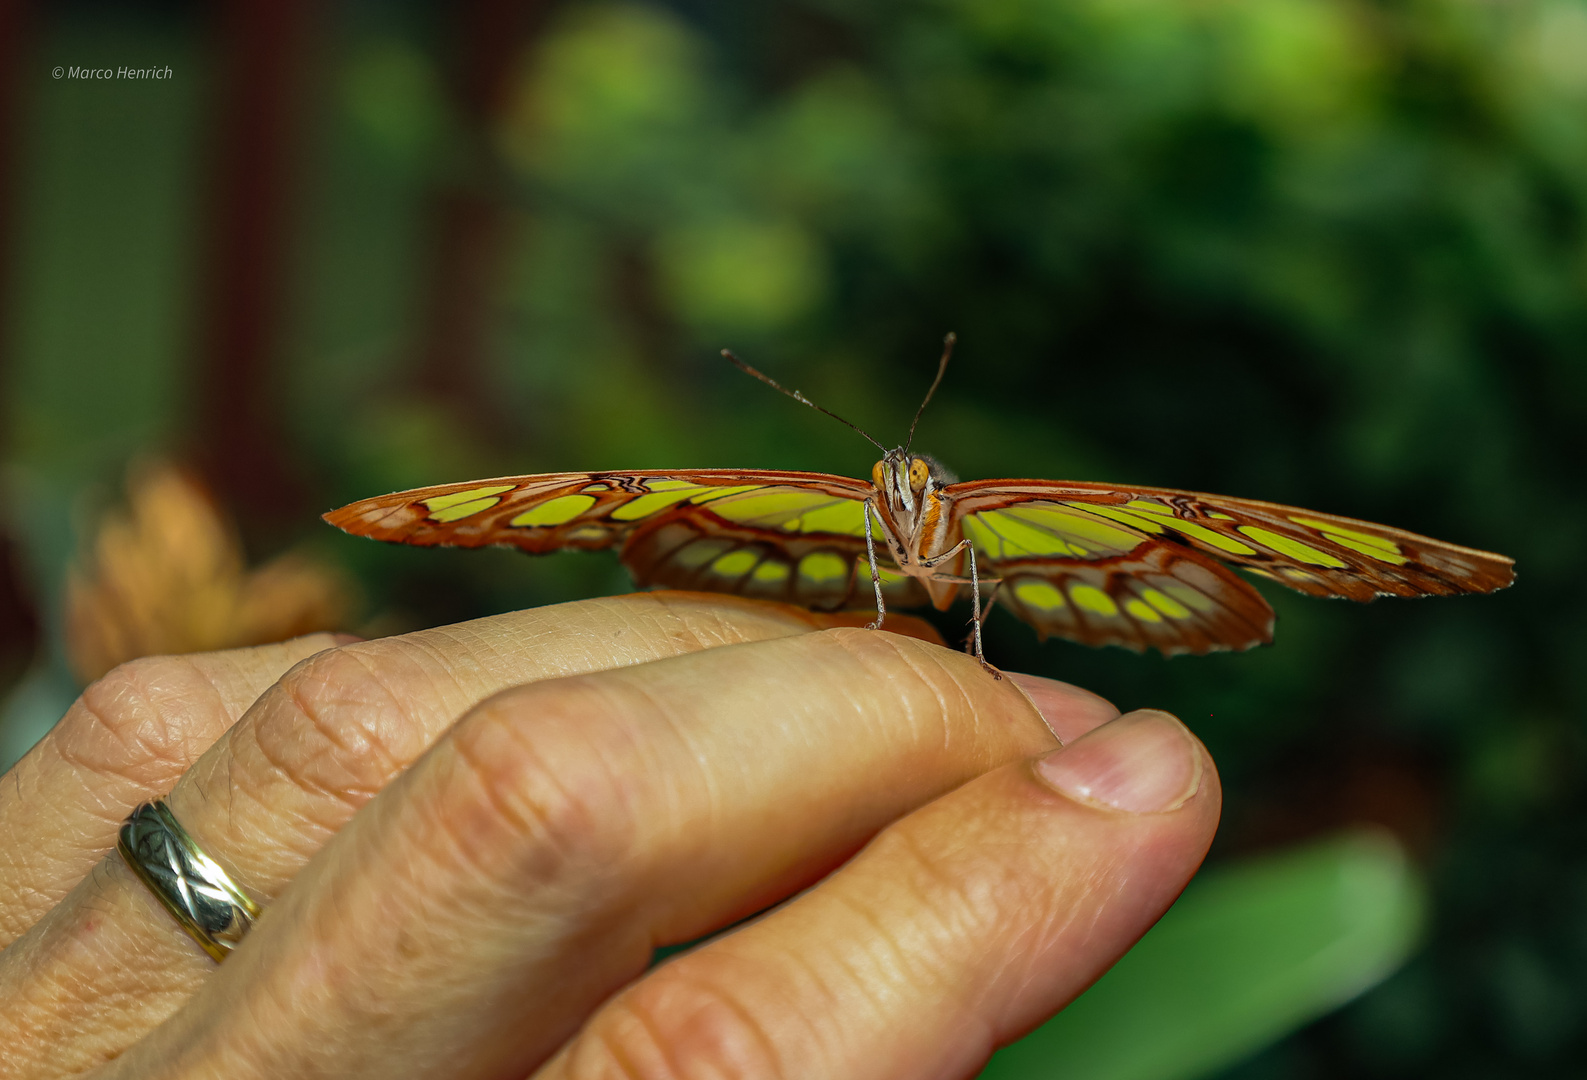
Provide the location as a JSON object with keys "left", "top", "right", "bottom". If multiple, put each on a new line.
{"left": 621, "top": 507, "right": 927, "bottom": 611}
{"left": 992, "top": 543, "right": 1276, "bottom": 655}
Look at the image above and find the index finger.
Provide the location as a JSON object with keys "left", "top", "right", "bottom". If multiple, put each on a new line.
{"left": 0, "top": 593, "right": 937, "bottom": 947}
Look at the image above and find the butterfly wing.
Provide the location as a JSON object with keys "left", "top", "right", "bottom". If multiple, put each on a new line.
{"left": 946, "top": 479, "right": 1514, "bottom": 655}
{"left": 325, "top": 470, "right": 928, "bottom": 612}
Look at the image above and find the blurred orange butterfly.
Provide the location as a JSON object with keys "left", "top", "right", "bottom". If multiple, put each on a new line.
{"left": 326, "top": 336, "right": 1514, "bottom": 667}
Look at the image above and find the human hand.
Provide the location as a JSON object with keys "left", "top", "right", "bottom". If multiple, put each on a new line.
{"left": 0, "top": 591, "right": 1218, "bottom": 1079}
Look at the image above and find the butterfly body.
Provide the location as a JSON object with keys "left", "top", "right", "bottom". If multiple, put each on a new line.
{"left": 865, "top": 448, "right": 966, "bottom": 612}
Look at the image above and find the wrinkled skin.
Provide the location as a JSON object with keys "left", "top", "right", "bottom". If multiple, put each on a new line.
{"left": 0, "top": 591, "right": 1218, "bottom": 1079}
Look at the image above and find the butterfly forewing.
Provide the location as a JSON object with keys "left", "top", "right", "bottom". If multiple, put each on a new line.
{"left": 324, "top": 469, "right": 918, "bottom": 611}
{"left": 325, "top": 470, "right": 860, "bottom": 549}
{"left": 947, "top": 478, "right": 1513, "bottom": 654}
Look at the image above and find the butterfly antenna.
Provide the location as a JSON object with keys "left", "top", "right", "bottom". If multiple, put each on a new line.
{"left": 723, "top": 349, "right": 885, "bottom": 451}
{"left": 904, "top": 331, "right": 955, "bottom": 455}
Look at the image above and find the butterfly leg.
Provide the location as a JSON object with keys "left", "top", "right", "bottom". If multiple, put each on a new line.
{"left": 976, "top": 577, "right": 1004, "bottom": 630}
{"left": 963, "top": 543, "right": 999, "bottom": 677}
{"left": 862, "top": 499, "right": 887, "bottom": 632}
{"left": 921, "top": 540, "right": 999, "bottom": 678}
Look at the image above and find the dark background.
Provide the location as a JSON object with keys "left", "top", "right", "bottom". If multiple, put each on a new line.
{"left": 0, "top": 0, "right": 1581, "bottom": 1075}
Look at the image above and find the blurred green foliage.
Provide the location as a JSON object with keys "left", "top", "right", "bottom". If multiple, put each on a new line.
{"left": 2, "top": 0, "right": 1584, "bottom": 1075}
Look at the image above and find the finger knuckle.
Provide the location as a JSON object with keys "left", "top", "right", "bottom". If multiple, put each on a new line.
{"left": 436, "top": 681, "right": 642, "bottom": 889}
{"left": 568, "top": 975, "right": 788, "bottom": 1080}
{"left": 235, "top": 645, "right": 416, "bottom": 808}
{"left": 64, "top": 656, "right": 218, "bottom": 783}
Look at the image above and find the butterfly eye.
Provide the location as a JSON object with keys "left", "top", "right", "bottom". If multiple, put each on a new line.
{"left": 871, "top": 461, "right": 887, "bottom": 488}
{"left": 908, "top": 458, "right": 930, "bottom": 488}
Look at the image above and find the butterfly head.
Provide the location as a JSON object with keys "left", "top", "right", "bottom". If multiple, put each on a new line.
{"left": 724, "top": 334, "right": 959, "bottom": 521}
{"left": 872, "top": 449, "right": 952, "bottom": 515}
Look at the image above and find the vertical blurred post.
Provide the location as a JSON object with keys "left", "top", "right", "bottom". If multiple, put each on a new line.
{"left": 0, "top": 0, "right": 41, "bottom": 697}
{"left": 0, "top": 0, "right": 21, "bottom": 369}
{"left": 412, "top": 0, "right": 552, "bottom": 439}
{"left": 195, "top": 0, "right": 311, "bottom": 533}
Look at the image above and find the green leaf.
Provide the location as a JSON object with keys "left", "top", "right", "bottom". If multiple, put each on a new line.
{"left": 979, "top": 829, "right": 1423, "bottom": 1080}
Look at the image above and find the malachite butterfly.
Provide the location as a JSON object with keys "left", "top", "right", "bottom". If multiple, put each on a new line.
{"left": 325, "top": 336, "right": 1515, "bottom": 664}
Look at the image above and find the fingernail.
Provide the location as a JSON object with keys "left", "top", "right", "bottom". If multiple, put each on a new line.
{"left": 1033, "top": 709, "right": 1203, "bottom": 813}
{"left": 1007, "top": 672, "right": 1121, "bottom": 745}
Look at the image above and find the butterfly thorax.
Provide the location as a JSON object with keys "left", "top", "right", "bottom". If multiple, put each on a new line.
{"left": 870, "top": 449, "right": 963, "bottom": 609}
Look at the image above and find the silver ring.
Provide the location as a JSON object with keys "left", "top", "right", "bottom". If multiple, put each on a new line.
{"left": 117, "top": 800, "right": 260, "bottom": 962}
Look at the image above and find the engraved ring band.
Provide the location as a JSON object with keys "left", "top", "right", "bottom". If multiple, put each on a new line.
{"left": 116, "top": 800, "right": 261, "bottom": 962}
